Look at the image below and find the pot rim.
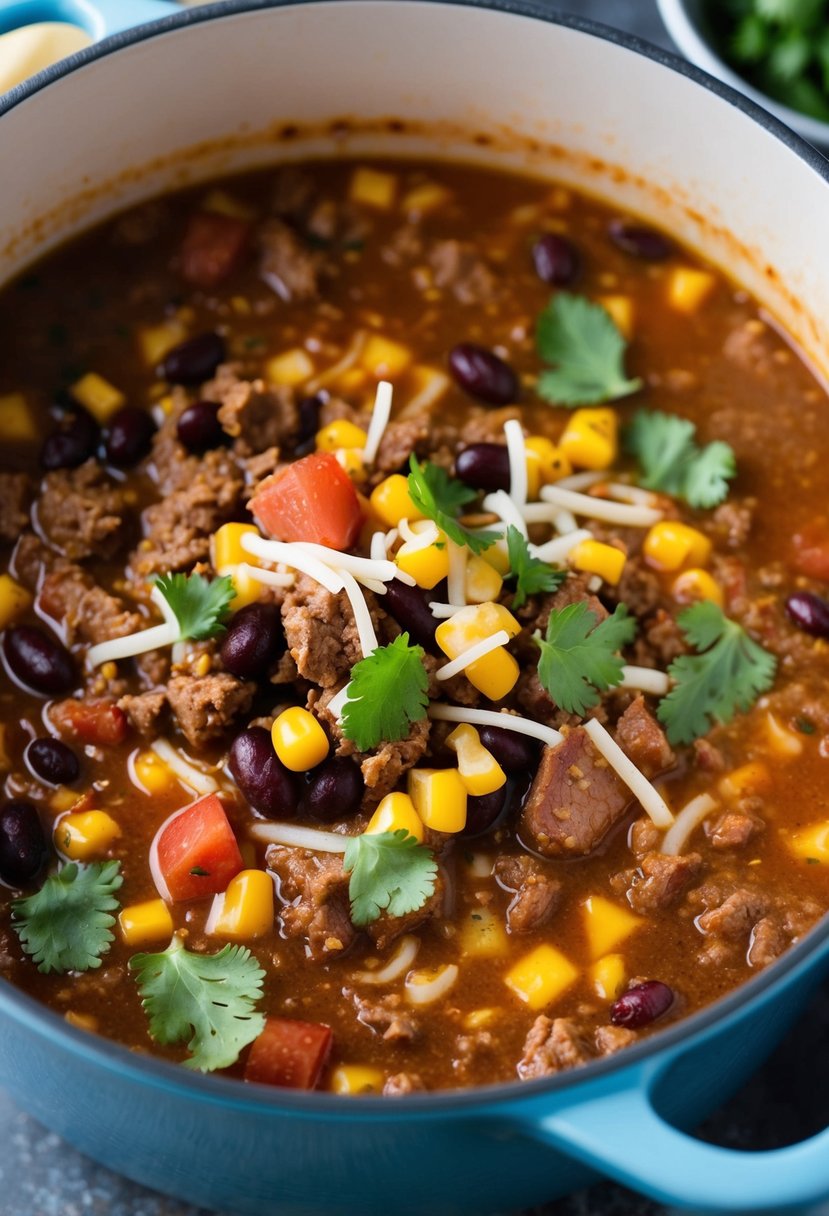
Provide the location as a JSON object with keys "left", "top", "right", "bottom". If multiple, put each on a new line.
{"left": 1, "top": 0, "right": 828, "bottom": 1117}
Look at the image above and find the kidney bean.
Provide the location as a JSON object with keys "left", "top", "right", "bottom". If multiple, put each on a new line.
{"left": 303, "top": 758, "right": 363, "bottom": 821}
{"left": 461, "top": 786, "right": 509, "bottom": 838}
{"left": 25, "top": 738, "right": 80, "bottom": 786}
{"left": 455, "top": 443, "right": 511, "bottom": 493}
{"left": 785, "top": 591, "right": 829, "bottom": 639}
{"left": 608, "top": 219, "right": 672, "bottom": 261}
{"left": 3, "top": 626, "right": 75, "bottom": 695}
{"left": 382, "top": 580, "right": 439, "bottom": 652}
{"left": 176, "top": 400, "right": 225, "bottom": 453}
{"left": 294, "top": 394, "right": 326, "bottom": 457}
{"left": 449, "top": 343, "right": 519, "bottom": 405}
{"left": 0, "top": 800, "right": 48, "bottom": 887}
{"left": 40, "top": 408, "right": 99, "bottom": 471}
{"left": 532, "top": 233, "right": 581, "bottom": 285}
{"left": 229, "top": 727, "right": 299, "bottom": 819}
{"left": 477, "top": 725, "right": 540, "bottom": 773}
{"left": 611, "top": 980, "right": 675, "bottom": 1028}
{"left": 161, "top": 331, "right": 226, "bottom": 385}
{"left": 104, "top": 406, "right": 156, "bottom": 467}
{"left": 220, "top": 603, "right": 284, "bottom": 680}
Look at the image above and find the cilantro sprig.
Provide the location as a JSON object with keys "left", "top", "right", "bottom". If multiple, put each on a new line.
{"left": 625, "top": 409, "right": 736, "bottom": 509}
{"left": 407, "top": 456, "right": 499, "bottom": 556}
{"left": 155, "top": 571, "right": 235, "bottom": 641}
{"left": 340, "top": 634, "right": 429, "bottom": 751}
{"left": 344, "top": 830, "right": 437, "bottom": 927}
{"left": 536, "top": 292, "right": 643, "bottom": 407}
{"left": 12, "top": 861, "right": 123, "bottom": 975}
{"left": 657, "top": 602, "right": 777, "bottom": 745}
{"left": 130, "top": 935, "right": 265, "bottom": 1072}
{"left": 535, "top": 602, "right": 637, "bottom": 715}
{"left": 505, "top": 525, "right": 566, "bottom": 609}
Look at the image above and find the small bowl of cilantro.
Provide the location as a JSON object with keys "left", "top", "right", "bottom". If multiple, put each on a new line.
{"left": 657, "top": 0, "right": 829, "bottom": 149}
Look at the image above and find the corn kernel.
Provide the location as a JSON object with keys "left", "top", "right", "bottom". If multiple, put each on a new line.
{"left": 671, "top": 568, "right": 724, "bottom": 608}
{"left": 202, "top": 188, "right": 256, "bottom": 221}
{"left": 525, "top": 436, "right": 573, "bottom": 485}
{"left": 50, "top": 786, "right": 81, "bottom": 813}
{"left": 643, "top": 522, "right": 712, "bottom": 573}
{"left": 465, "top": 555, "right": 503, "bottom": 604}
{"left": 334, "top": 448, "right": 366, "bottom": 479}
{"left": 118, "top": 898, "right": 174, "bottom": 948}
{"left": 435, "top": 602, "right": 521, "bottom": 700}
{"left": 349, "top": 166, "right": 398, "bottom": 210}
{"left": 138, "top": 319, "right": 188, "bottom": 367}
{"left": 329, "top": 1065, "right": 385, "bottom": 1095}
{"left": 193, "top": 653, "right": 212, "bottom": 679}
{"left": 100, "top": 661, "right": 118, "bottom": 682}
{"left": 0, "top": 392, "right": 37, "bottom": 441}
{"left": 790, "top": 820, "right": 829, "bottom": 863}
{"left": 69, "top": 373, "right": 125, "bottom": 423}
{"left": 370, "top": 475, "right": 423, "bottom": 528}
{"left": 133, "top": 749, "right": 177, "bottom": 795}
{"left": 0, "top": 574, "right": 32, "bottom": 630}
{"left": 446, "top": 724, "right": 506, "bottom": 796}
{"left": 56, "top": 810, "right": 121, "bottom": 860}
{"left": 591, "top": 953, "right": 627, "bottom": 1001}
{"left": 211, "top": 522, "right": 259, "bottom": 572}
{"left": 271, "top": 707, "right": 329, "bottom": 772}
{"left": 265, "top": 348, "right": 315, "bottom": 387}
{"left": 480, "top": 538, "right": 510, "bottom": 576}
{"left": 459, "top": 906, "right": 508, "bottom": 958}
{"left": 402, "top": 182, "right": 452, "bottom": 215}
{"left": 366, "top": 792, "right": 425, "bottom": 843}
{"left": 207, "top": 869, "right": 274, "bottom": 941}
{"left": 559, "top": 408, "right": 618, "bottom": 470}
{"left": 505, "top": 944, "right": 578, "bottom": 1010}
{"left": 225, "top": 565, "right": 263, "bottom": 612}
{"left": 667, "top": 267, "right": 715, "bottom": 314}
{"left": 408, "top": 768, "right": 467, "bottom": 833}
{"left": 764, "top": 711, "right": 803, "bottom": 758}
{"left": 395, "top": 522, "right": 451, "bottom": 590}
{"left": 463, "top": 1007, "right": 499, "bottom": 1030}
{"left": 718, "top": 761, "right": 771, "bottom": 801}
{"left": 583, "top": 895, "right": 642, "bottom": 960}
{"left": 598, "top": 294, "right": 634, "bottom": 339}
{"left": 360, "top": 334, "right": 412, "bottom": 379}
{"left": 315, "top": 419, "right": 368, "bottom": 452}
{"left": 569, "top": 539, "right": 626, "bottom": 586}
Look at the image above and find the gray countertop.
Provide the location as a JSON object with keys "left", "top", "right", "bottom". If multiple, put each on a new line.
{"left": 4, "top": 2, "right": 828, "bottom": 1215}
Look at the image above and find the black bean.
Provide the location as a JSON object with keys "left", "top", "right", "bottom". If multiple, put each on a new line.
{"left": 161, "top": 332, "right": 226, "bottom": 385}
{"left": 303, "top": 758, "right": 363, "bottom": 821}
{"left": 461, "top": 787, "right": 509, "bottom": 838}
{"left": 608, "top": 219, "right": 672, "bottom": 261}
{"left": 455, "top": 443, "right": 511, "bottom": 493}
{"left": 220, "top": 603, "right": 284, "bottom": 680}
{"left": 478, "top": 725, "right": 539, "bottom": 773}
{"left": 294, "top": 394, "right": 326, "bottom": 457}
{"left": 382, "top": 581, "right": 439, "bottom": 652}
{"left": 104, "top": 406, "right": 156, "bottom": 467}
{"left": 40, "top": 408, "right": 99, "bottom": 471}
{"left": 26, "top": 738, "right": 80, "bottom": 786}
{"left": 0, "top": 800, "right": 48, "bottom": 886}
{"left": 611, "top": 980, "right": 675, "bottom": 1028}
{"left": 449, "top": 344, "right": 519, "bottom": 406}
{"left": 176, "top": 400, "right": 225, "bottom": 453}
{"left": 785, "top": 591, "right": 829, "bottom": 639}
{"left": 532, "top": 233, "right": 581, "bottom": 285}
{"left": 3, "top": 626, "right": 75, "bottom": 695}
{"left": 229, "top": 727, "right": 299, "bottom": 819}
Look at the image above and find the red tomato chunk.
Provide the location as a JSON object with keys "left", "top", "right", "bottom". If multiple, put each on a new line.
{"left": 180, "top": 211, "right": 250, "bottom": 289}
{"left": 52, "top": 699, "right": 128, "bottom": 747}
{"left": 155, "top": 793, "right": 244, "bottom": 903}
{"left": 251, "top": 451, "right": 364, "bottom": 551}
{"left": 244, "top": 1018, "right": 333, "bottom": 1090}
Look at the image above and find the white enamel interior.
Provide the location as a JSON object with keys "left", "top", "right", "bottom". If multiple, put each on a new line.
{"left": 1, "top": 0, "right": 828, "bottom": 374}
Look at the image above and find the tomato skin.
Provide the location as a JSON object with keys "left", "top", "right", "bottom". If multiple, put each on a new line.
{"left": 792, "top": 521, "right": 829, "bottom": 581}
{"left": 180, "top": 212, "right": 250, "bottom": 289}
{"left": 251, "top": 451, "right": 364, "bottom": 551}
{"left": 244, "top": 1017, "right": 333, "bottom": 1089}
{"left": 156, "top": 793, "right": 244, "bottom": 903}
{"left": 52, "top": 699, "right": 128, "bottom": 746}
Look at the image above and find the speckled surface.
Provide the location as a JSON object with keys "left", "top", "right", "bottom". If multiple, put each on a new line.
{"left": 2, "top": 2, "right": 828, "bottom": 1214}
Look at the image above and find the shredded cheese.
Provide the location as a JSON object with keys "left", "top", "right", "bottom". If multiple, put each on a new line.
{"left": 398, "top": 518, "right": 440, "bottom": 551}
{"left": 428, "top": 703, "right": 563, "bottom": 748}
{"left": 604, "top": 482, "right": 659, "bottom": 506}
{"left": 150, "top": 739, "right": 218, "bottom": 796}
{"left": 446, "top": 540, "right": 468, "bottom": 607}
{"left": 661, "top": 793, "right": 718, "bottom": 856}
{"left": 353, "top": 935, "right": 420, "bottom": 985}
{"left": 241, "top": 534, "right": 344, "bottom": 594}
{"left": 529, "top": 528, "right": 593, "bottom": 565}
{"left": 362, "top": 380, "right": 393, "bottom": 465}
{"left": 250, "top": 822, "right": 351, "bottom": 853}
{"left": 326, "top": 684, "right": 352, "bottom": 721}
{"left": 435, "top": 629, "right": 510, "bottom": 682}
{"left": 429, "top": 601, "right": 472, "bottom": 619}
{"left": 482, "top": 490, "right": 528, "bottom": 538}
{"left": 504, "top": 419, "right": 528, "bottom": 507}
{"left": 557, "top": 471, "right": 606, "bottom": 492}
{"left": 370, "top": 531, "right": 387, "bottom": 562}
{"left": 619, "top": 666, "right": 672, "bottom": 696}
{"left": 304, "top": 329, "right": 367, "bottom": 394}
{"left": 238, "top": 562, "right": 294, "bottom": 588}
{"left": 553, "top": 509, "right": 580, "bottom": 535}
{"left": 405, "top": 963, "right": 459, "bottom": 1006}
{"left": 339, "top": 568, "right": 379, "bottom": 656}
{"left": 87, "top": 620, "right": 178, "bottom": 668}
{"left": 539, "top": 485, "right": 663, "bottom": 528}
{"left": 582, "top": 718, "right": 674, "bottom": 828}
{"left": 521, "top": 503, "right": 565, "bottom": 525}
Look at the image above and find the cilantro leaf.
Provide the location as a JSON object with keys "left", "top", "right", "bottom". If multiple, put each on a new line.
{"left": 12, "top": 861, "right": 122, "bottom": 975}
{"left": 407, "top": 457, "right": 498, "bottom": 556}
{"left": 130, "top": 935, "right": 265, "bottom": 1072}
{"left": 505, "top": 525, "right": 566, "bottom": 609}
{"left": 658, "top": 602, "right": 777, "bottom": 746}
{"left": 340, "top": 634, "right": 430, "bottom": 751}
{"left": 625, "top": 409, "right": 736, "bottom": 509}
{"left": 344, "top": 830, "right": 437, "bottom": 927}
{"left": 535, "top": 292, "right": 643, "bottom": 407}
{"left": 535, "top": 602, "right": 637, "bottom": 716}
{"left": 154, "top": 572, "right": 235, "bottom": 642}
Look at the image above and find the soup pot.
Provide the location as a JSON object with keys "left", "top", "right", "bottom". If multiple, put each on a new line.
{"left": 1, "top": 2, "right": 829, "bottom": 1212}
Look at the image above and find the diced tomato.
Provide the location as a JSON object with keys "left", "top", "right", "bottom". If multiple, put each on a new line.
{"left": 792, "top": 520, "right": 829, "bottom": 581}
{"left": 180, "top": 211, "right": 250, "bottom": 289}
{"left": 251, "top": 451, "right": 364, "bottom": 551}
{"left": 154, "top": 793, "right": 244, "bottom": 903}
{"left": 244, "top": 1017, "right": 333, "bottom": 1090}
{"left": 52, "top": 699, "right": 128, "bottom": 746}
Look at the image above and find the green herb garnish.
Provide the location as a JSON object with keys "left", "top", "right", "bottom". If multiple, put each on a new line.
{"left": 407, "top": 456, "right": 498, "bottom": 555}
{"left": 535, "top": 602, "right": 637, "bottom": 715}
{"left": 625, "top": 409, "right": 736, "bottom": 509}
{"left": 12, "top": 861, "right": 123, "bottom": 975}
{"left": 505, "top": 525, "right": 566, "bottom": 609}
{"left": 535, "top": 292, "right": 643, "bottom": 407}
{"left": 343, "top": 830, "right": 438, "bottom": 927}
{"left": 155, "top": 572, "right": 235, "bottom": 641}
{"left": 340, "top": 634, "right": 430, "bottom": 751}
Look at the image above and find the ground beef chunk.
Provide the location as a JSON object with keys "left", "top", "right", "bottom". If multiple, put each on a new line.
{"left": 696, "top": 887, "right": 769, "bottom": 943}
{"left": 723, "top": 318, "right": 776, "bottom": 376}
{"left": 626, "top": 851, "right": 703, "bottom": 913}
{"left": 518, "top": 1016, "right": 594, "bottom": 1079}
{"left": 709, "top": 498, "right": 756, "bottom": 549}
{"left": 0, "top": 473, "right": 31, "bottom": 544}
{"left": 383, "top": 1073, "right": 425, "bottom": 1096}
{"left": 166, "top": 672, "right": 254, "bottom": 749}
{"left": 259, "top": 218, "right": 322, "bottom": 301}
{"left": 521, "top": 728, "right": 630, "bottom": 858}
{"left": 631, "top": 608, "right": 688, "bottom": 668}
{"left": 493, "top": 854, "right": 561, "bottom": 934}
{"left": 204, "top": 366, "right": 298, "bottom": 456}
{"left": 36, "top": 461, "right": 128, "bottom": 561}
{"left": 427, "top": 239, "right": 498, "bottom": 305}
{"left": 282, "top": 576, "right": 390, "bottom": 688}
{"left": 366, "top": 866, "right": 446, "bottom": 952}
{"left": 11, "top": 532, "right": 56, "bottom": 589}
{"left": 595, "top": 1025, "right": 638, "bottom": 1055}
{"left": 694, "top": 737, "right": 725, "bottom": 772}
{"left": 39, "top": 565, "right": 144, "bottom": 647}
{"left": 349, "top": 991, "right": 419, "bottom": 1044}
{"left": 706, "top": 808, "right": 763, "bottom": 850}
{"left": 360, "top": 716, "right": 431, "bottom": 805}
{"left": 267, "top": 846, "right": 356, "bottom": 961}
{"left": 117, "top": 690, "right": 167, "bottom": 735}
{"left": 748, "top": 916, "right": 787, "bottom": 968}
{"left": 615, "top": 696, "right": 675, "bottom": 779}
{"left": 612, "top": 559, "right": 662, "bottom": 620}
{"left": 373, "top": 418, "right": 430, "bottom": 479}
{"left": 628, "top": 816, "right": 661, "bottom": 860}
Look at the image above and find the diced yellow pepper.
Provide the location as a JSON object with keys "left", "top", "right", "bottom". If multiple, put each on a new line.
{"left": 271, "top": 707, "right": 329, "bottom": 772}
{"left": 667, "top": 267, "right": 715, "bottom": 314}
{"left": 670, "top": 568, "right": 724, "bottom": 608}
{"left": 643, "top": 522, "right": 712, "bottom": 573}
{"left": 118, "top": 898, "right": 174, "bottom": 948}
{"left": 70, "top": 373, "right": 125, "bottom": 423}
{"left": 370, "top": 475, "right": 423, "bottom": 529}
{"left": 401, "top": 182, "right": 452, "bottom": 215}
{"left": 505, "top": 944, "right": 578, "bottom": 1010}
{"left": 591, "top": 953, "right": 627, "bottom": 1001}
{"left": 408, "top": 768, "right": 468, "bottom": 833}
{"left": 465, "top": 555, "right": 503, "bottom": 604}
{"left": 0, "top": 392, "right": 37, "bottom": 440}
{"left": 138, "top": 319, "right": 188, "bottom": 367}
{"left": 435, "top": 602, "right": 521, "bottom": 701}
{"left": 445, "top": 724, "right": 506, "bottom": 797}
{"left": 395, "top": 522, "right": 451, "bottom": 590}
{"left": 480, "top": 538, "right": 510, "bottom": 576}
{"left": 133, "top": 749, "right": 177, "bottom": 795}
{"left": 366, "top": 792, "right": 425, "bottom": 843}
{"left": 56, "top": 810, "right": 121, "bottom": 860}
{"left": 265, "top": 348, "right": 315, "bottom": 387}
{"left": 525, "top": 436, "right": 573, "bottom": 485}
{"left": 0, "top": 574, "right": 32, "bottom": 630}
{"left": 583, "top": 895, "right": 642, "bottom": 961}
{"left": 559, "top": 408, "right": 618, "bottom": 470}
{"left": 718, "top": 761, "right": 771, "bottom": 802}
{"left": 329, "top": 1065, "right": 385, "bottom": 1095}
{"left": 360, "top": 334, "right": 412, "bottom": 379}
{"left": 349, "top": 166, "right": 398, "bottom": 210}
{"left": 790, "top": 820, "right": 829, "bottom": 863}
{"left": 202, "top": 188, "right": 256, "bottom": 221}
{"left": 764, "top": 711, "right": 803, "bottom": 758}
{"left": 222, "top": 564, "right": 262, "bottom": 612}
{"left": 207, "top": 869, "right": 274, "bottom": 941}
{"left": 569, "top": 539, "right": 626, "bottom": 586}
{"left": 598, "top": 294, "right": 634, "bottom": 339}
{"left": 211, "top": 523, "right": 259, "bottom": 574}
{"left": 459, "top": 906, "right": 509, "bottom": 958}
{"left": 315, "top": 419, "right": 368, "bottom": 453}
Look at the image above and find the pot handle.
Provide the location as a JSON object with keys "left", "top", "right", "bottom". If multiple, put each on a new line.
{"left": 0, "top": 0, "right": 178, "bottom": 39}
{"left": 522, "top": 1071, "right": 829, "bottom": 1212}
